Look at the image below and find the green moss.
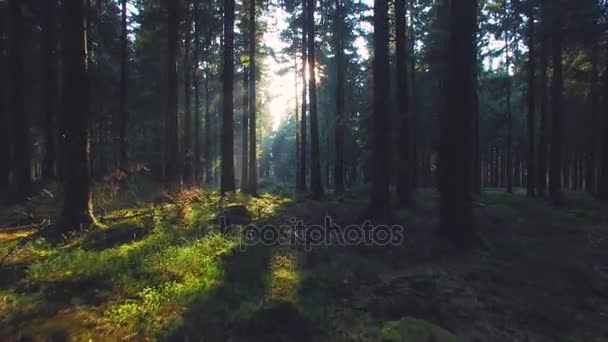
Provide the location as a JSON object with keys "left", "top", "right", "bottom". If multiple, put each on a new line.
{"left": 380, "top": 317, "right": 458, "bottom": 342}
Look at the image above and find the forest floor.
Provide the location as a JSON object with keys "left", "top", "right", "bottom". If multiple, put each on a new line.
{"left": 1, "top": 177, "right": 608, "bottom": 341}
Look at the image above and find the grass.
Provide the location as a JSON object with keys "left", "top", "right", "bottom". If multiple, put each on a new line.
{"left": 1, "top": 182, "right": 608, "bottom": 340}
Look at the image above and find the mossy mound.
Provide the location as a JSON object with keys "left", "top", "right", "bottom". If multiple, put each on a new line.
{"left": 380, "top": 317, "right": 458, "bottom": 342}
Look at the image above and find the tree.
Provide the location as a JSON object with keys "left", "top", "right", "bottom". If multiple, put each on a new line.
{"left": 537, "top": 0, "right": 548, "bottom": 197}
{"left": 247, "top": 0, "right": 258, "bottom": 195}
{"left": 58, "top": 0, "right": 95, "bottom": 231}
{"left": 297, "top": 0, "right": 308, "bottom": 193}
{"left": 42, "top": 0, "right": 57, "bottom": 179}
{"left": 242, "top": 67, "right": 249, "bottom": 191}
{"left": 307, "top": 0, "right": 324, "bottom": 199}
{"left": 183, "top": 0, "right": 193, "bottom": 183}
{"left": 193, "top": 1, "right": 202, "bottom": 184}
{"left": 549, "top": 0, "right": 563, "bottom": 205}
{"left": 166, "top": 0, "right": 181, "bottom": 186}
{"left": 119, "top": 0, "right": 129, "bottom": 171}
{"left": 222, "top": 0, "right": 236, "bottom": 193}
{"left": 526, "top": 0, "right": 536, "bottom": 196}
{"left": 439, "top": 0, "right": 478, "bottom": 248}
{"left": 334, "top": 0, "right": 346, "bottom": 195}
{"left": 0, "top": 6, "right": 8, "bottom": 189}
{"left": 504, "top": 0, "right": 513, "bottom": 194}
{"left": 396, "top": 0, "right": 411, "bottom": 204}
{"left": 9, "top": 0, "right": 31, "bottom": 197}
{"left": 599, "top": 30, "right": 608, "bottom": 199}
{"left": 369, "top": 0, "right": 390, "bottom": 219}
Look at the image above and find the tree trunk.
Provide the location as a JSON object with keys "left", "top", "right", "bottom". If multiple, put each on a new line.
{"left": 204, "top": 70, "right": 212, "bottom": 184}
{"left": 295, "top": 53, "right": 300, "bottom": 188}
{"left": 369, "top": 0, "right": 390, "bottom": 219}
{"left": 241, "top": 66, "right": 249, "bottom": 191}
{"left": 166, "top": 0, "right": 181, "bottom": 187}
{"left": 504, "top": 4, "right": 513, "bottom": 194}
{"left": 439, "top": 0, "right": 478, "bottom": 248}
{"left": 307, "top": 0, "right": 323, "bottom": 199}
{"left": 599, "top": 36, "right": 608, "bottom": 199}
{"left": 193, "top": 3, "right": 201, "bottom": 184}
{"left": 42, "top": 0, "right": 57, "bottom": 180}
{"left": 9, "top": 0, "right": 31, "bottom": 197}
{"left": 334, "top": 0, "right": 345, "bottom": 195}
{"left": 183, "top": 1, "right": 193, "bottom": 184}
{"left": 247, "top": 0, "right": 257, "bottom": 195}
{"left": 396, "top": 0, "right": 411, "bottom": 204}
{"left": 537, "top": 0, "right": 548, "bottom": 197}
{"left": 586, "top": 39, "right": 598, "bottom": 195}
{"left": 549, "top": 0, "right": 563, "bottom": 205}
{"left": 526, "top": 3, "right": 536, "bottom": 196}
{"left": 221, "top": 0, "right": 236, "bottom": 193}
{"left": 297, "top": 0, "right": 307, "bottom": 192}
{"left": 0, "top": 8, "right": 8, "bottom": 189}
{"left": 58, "top": 0, "right": 94, "bottom": 231}
{"left": 118, "top": 0, "right": 128, "bottom": 171}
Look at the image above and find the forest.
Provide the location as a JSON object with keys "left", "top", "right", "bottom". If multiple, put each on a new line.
{"left": 1, "top": 0, "right": 608, "bottom": 340}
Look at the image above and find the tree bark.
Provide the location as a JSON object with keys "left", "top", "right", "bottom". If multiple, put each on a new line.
{"left": 204, "top": 70, "right": 212, "bottom": 184}
{"left": 537, "top": 0, "right": 548, "bottom": 197}
{"left": 242, "top": 66, "right": 249, "bottom": 191}
{"left": 396, "top": 0, "right": 411, "bottom": 204}
{"left": 504, "top": 3, "right": 513, "bottom": 194}
{"left": 59, "top": 0, "right": 95, "bottom": 231}
{"left": 334, "top": 0, "right": 345, "bottom": 195}
{"left": 9, "top": 0, "right": 31, "bottom": 197}
{"left": 0, "top": 7, "right": 9, "bottom": 189}
{"left": 42, "top": 0, "right": 57, "bottom": 180}
{"left": 549, "top": 0, "right": 563, "bottom": 205}
{"left": 193, "top": 2, "right": 201, "bottom": 184}
{"left": 221, "top": 0, "right": 236, "bottom": 193}
{"left": 183, "top": 1, "right": 193, "bottom": 184}
{"left": 247, "top": 0, "right": 257, "bottom": 195}
{"left": 587, "top": 39, "right": 598, "bottom": 195}
{"left": 526, "top": 2, "right": 536, "bottom": 196}
{"left": 599, "top": 34, "right": 608, "bottom": 199}
{"left": 166, "top": 0, "right": 181, "bottom": 187}
{"left": 439, "top": 0, "right": 478, "bottom": 248}
{"left": 119, "top": 0, "right": 128, "bottom": 171}
{"left": 307, "top": 0, "right": 323, "bottom": 199}
{"left": 369, "top": 0, "right": 390, "bottom": 219}
{"left": 297, "top": 0, "right": 308, "bottom": 192}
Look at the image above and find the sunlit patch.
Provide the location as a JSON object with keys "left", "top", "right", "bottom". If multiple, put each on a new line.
{"left": 269, "top": 252, "right": 300, "bottom": 302}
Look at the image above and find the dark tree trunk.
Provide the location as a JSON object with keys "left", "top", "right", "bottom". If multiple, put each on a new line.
{"left": 9, "top": 0, "right": 31, "bottom": 197}
{"left": 0, "top": 8, "right": 7, "bottom": 189}
{"left": 193, "top": 3, "right": 201, "bottom": 184}
{"left": 42, "top": 0, "right": 57, "bottom": 180}
{"left": 587, "top": 40, "right": 598, "bottom": 195}
{"left": 473, "top": 65, "right": 481, "bottom": 193}
{"left": 221, "top": 0, "right": 236, "bottom": 193}
{"left": 549, "top": 0, "right": 563, "bottom": 205}
{"left": 409, "top": 0, "right": 418, "bottom": 191}
{"left": 396, "top": 0, "right": 411, "bottom": 204}
{"left": 526, "top": 3, "right": 536, "bottom": 196}
{"left": 166, "top": 0, "right": 181, "bottom": 187}
{"left": 599, "top": 36, "right": 608, "bottom": 199}
{"left": 307, "top": 0, "right": 323, "bottom": 199}
{"left": 247, "top": 0, "right": 257, "bottom": 195}
{"left": 297, "top": 0, "right": 308, "bottom": 192}
{"left": 204, "top": 71, "right": 212, "bottom": 184}
{"left": 183, "top": 1, "right": 193, "bottom": 184}
{"left": 369, "top": 0, "right": 390, "bottom": 219}
{"left": 334, "top": 0, "right": 345, "bottom": 195}
{"left": 241, "top": 67, "right": 249, "bottom": 191}
{"left": 118, "top": 0, "right": 128, "bottom": 171}
{"left": 439, "top": 0, "right": 478, "bottom": 248}
{"left": 294, "top": 54, "right": 300, "bottom": 188}
{"left": 504, "top": 5, "right": 513, "bottom": 194}
{"left": 59, "top": 0, "right": 94, "bottom": 231}
{"left": 537, "top": 0, "right": 548, "bottom": 197}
